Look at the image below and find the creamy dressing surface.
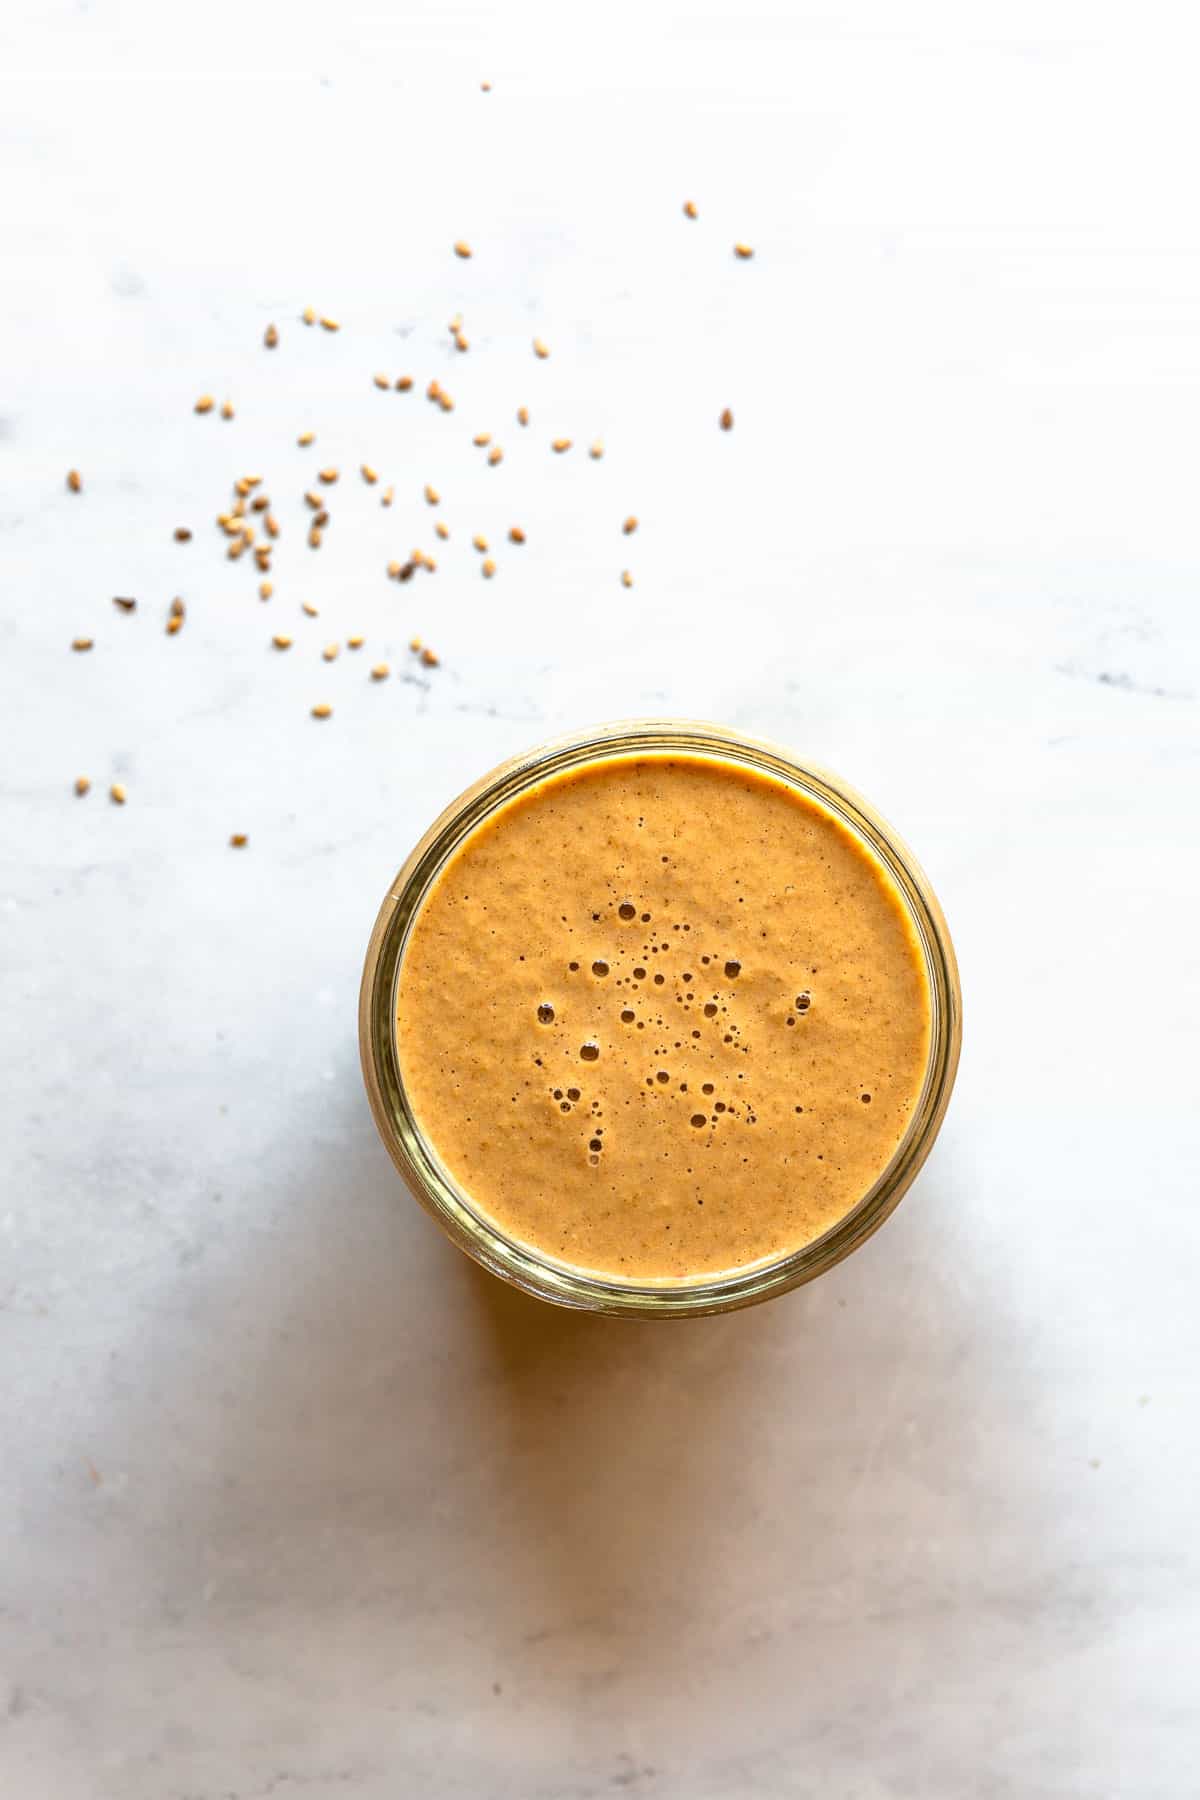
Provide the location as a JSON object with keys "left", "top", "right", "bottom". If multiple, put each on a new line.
{"left": 395, "top": 754, "right": 931, "bottom": 1282}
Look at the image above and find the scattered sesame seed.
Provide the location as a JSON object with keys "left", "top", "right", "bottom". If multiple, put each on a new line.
{"left": 517, "top": 406, "right": 529, "bottom": 427}
{"left": 453, "top": 241, "right": 473, "bottom": 259}
{"left": 318, "top": 467, "right": 339, "bottom": 484}
{"left": 420, "top": 646, "right": 439, "bottom": 667}
{"left": 112, "top": 596, "right": 137, "bottom": 612}
{"left": 311, "top": 703, "right": 332, "bottom": 719}
{"left": 621, "top": 570, "right": 634, "bottom": 588}
{"left": 397, "top": 561, "right": 416, "bottom": 581}
{"left": 272, "top": 634, "right": 293, "bottom": 650}
{"left": 370, "top": 662, "right": 390, "bottom": 680}
{"left": 508, "top": 525, "right": 526, "bottom": 544}
{"left": 347, "top": 635, "right": 364, "bottom": 649}
{"left": 319, "top": 316, "right": 340, "bottom": 332}
{"left": 264, "top": 323, "right": 279, "bottom": 348}
{"left": 265, "top": 514, "right": 280, "bottom": 538}
{"left": 622, "top": 515, "right": 638, "bottom": 534}
{"left": 472, "top": 534, "right": 488, "bottom": 553}
{"left": 454, "top": 331, "right": 469, "bottom": 352}
{"left": 533, "top": 338, "right": 550, "bottom": 359}
{"left": 361, "top": 464, "right": 378, "bottom": 484}
{"left": 71, "top": 636, "right": 94, "bottom": 651}
{"left": 250, "top": 495, "right": 269, "bottom": 513}
{"left": 173, "top": 526, "right": 192, "bottom": 542}
{"left": 424, "top": 484, "right": 439, "bottom": 505}
{"left": 683, "top": 200, "right": 698, "bottom": 219}
{"left": 110, "top": 783, "right": 127, "bottom": 805}
{"left": 719, "top": 407, "right": 734, "bottom": 430}
{"left": 374, "top": 374, "right": 390, "bottom": 390}
{"left": 734, "top": 242, "right": 754, "bottom": 259}
{"left": 438, "top": 391, "right": 454, "bottom": 413}
{"left": 170, "top": 598, "right": 186, "bottom": 619}
{"left": 220, "top": 401, "right": 234, "bottom": 420}
{"left": 435, "top": 521, "right": 449, "bottom": 539}
{"left": 396, "top": 376, "right": 413, "bottom": 392}
{"left": 481, "top": 80, "right": 491, "bottom": 91}
{"left": 195, "top": 396, "right": 215, "bottom": 414}
{"left": 481, "top": 558, "right": 496, "bottom": 578}
{"left": 473, "top": 432, "right": 492, "bottom": 447}
{"left": 66, "top": 469, "right": 83, "bottom": 493}
{"left": 551, "top": 437, "right": 572, "bottom": 453}
{"left": 297, "top": 431, "right": 315, "bottom": 447}
{"left": 259, "top": 581, "right": 274, "bottom": 600}
{"left": 302, "top": 602, "right": 319, "bottom": 617}
{"left": 74, "top": 776, "right": 91, "bottom": 796}
{"left": 254, "top": 549, "right": 272, "bottom": 571}
{"left": 230, "top": 833, "right": 248, "bottom": 847}
{"left": 386, "top": 560, "right": 402, "bottom": 578}
{"left": 487, "top": 446, "right": 503, "bottom": 465}
{"left": 308, "top": 526, "right": 322, "bottom": 549}
{"left": 589, "top": 439, "right": 604, "bottom": 459}
{"left": 409, "top": 638, "right": 422, "bottom": 652}
{"left": 302, "top": 306, "right": 316, "bottom": 325}
{"left": 322, "top": 643, "right": 339, "bottom": 661}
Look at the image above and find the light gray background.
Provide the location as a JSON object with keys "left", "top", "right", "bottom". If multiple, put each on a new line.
{"left": 2, "top": 3, "right": 1198, "bottom": 1796}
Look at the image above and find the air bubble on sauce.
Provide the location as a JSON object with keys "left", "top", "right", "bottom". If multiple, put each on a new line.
{"left": 796, "top": 992, "right": 811, "bottom": 1012}
{"left": 580, "top": 1041, "right": 600, "bottom": 1062}
{"left": 633, "top": 967, "right": 647, "bottom": 981}
{"left": 620, "top": 1009, "right": 635, "bottom": 1024}
{"left": 703, "top": 1003, "right": 718, "bottom": 1019}
{"left": 618, "top": 902, "right": 636, "bottom": 921}
{"left": 701, "top": 1083, "right": 715, "bottom": 1095}
{"left": 537, "top": 1002, "right": 556, "bottom": 1025}
{"left": 725, "top": 960, "right": 741, "bottom": 979}
{"left": 689, "top": 1114, "right": 707, "bottom": 1129}
{"left": 592, "top": 960, "right": 610, "bottom": 977}
{"left": 656, "top": 1070, "right": 670, "bottom": 1084}
{"left": 567, "top": 1087, "right": 581, "bottom": 1101}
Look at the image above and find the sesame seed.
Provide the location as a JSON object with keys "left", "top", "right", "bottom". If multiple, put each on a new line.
{"left": 683, "top": 200, "right": 698, "bottom": 219}
{"left": 265, "top": 514, "right": 280, "bottom": 538}
{"left": 454, "top": 331, "right": 469, "bottom": 352}
{"left": 259, "top": 581, "right": 274, "bottom": 600}
{"left": 621, "top": 570, "right": 634, "bottom": 588}
{"left": 318, "top": 468, "right": 338, "bottom": 484}
{"left": 622, "top": 515, "right": 638, "bottom": 534}
{"left": 347, "top": 635, "right": 364, "bottom": 649}
{"left": 370, "top": 662, "right": 390, "bottom": 680}
{"left": 396, "top": 376, "right": 413, "bottom": 392}
{"left": 220, "top": 401, "right": 234, "bottom": 420}
{"left": 734, "top": 242, "right": 754, "bottom": 259}
{"left": 473, "top": 432, "right": 492, "bottom": 447}
{"left": 386, "top": 560, "right": 401, "bottom": 578}
{"left": 311, "top": 703, "right": 332, "bottom": 719}
{"left": 272, "top": 634, "right": 293, "bottom": 650}
{"left": 264, "top": 323, "right": 279, "bottom": 348}
{"left": 66, "top": 469, "right": 83, "bottom": 493}
{"left": 322, "top": 643, "right": 339, "bottom": 661}
{"left": 112, "top": 596, "right": 136, "bottom": 612}
{"left": 381, "top": 485, "right": 395, "bottom": 507}
{"left": 302, "top": 602, "right": 319, "bottom": 617}
{"left": 517, "top": 406, "right": 529, "bottom": 427}
{"left": 409, "top": 638, "right": 422, "bottom": 653}
{"left": 551, "top": 437, "right": 572, "bottom": 453}
{"left": 487, "top": 446, "right": 503, "bottom": 466}
{"left": 589, "top": 439, "right": 604, "bottom": 459}
{"left": 453, "top": 241, "right": 472, "bottom": 259}
{"left": 230, "top": 833, "right": 249, "bottom": 847}
{"left": 719, "top": 407, "right": 734, "bottom": 430}
{"left": 421, "top": 646, "right": 439, "bottom": 667}
{"left": 424, "top": 484, "right": 439, "bottom": 505}
{"left": 533, "top": 338, "right": 550, "bottom": 359}
{"left": 374, "top": 373, "right": 390, "bottom": 390}
{"left": 110, "top": 783, "right": 127, "bottom": 805}
{"left": 308, "top": 527, "right": 322, "bottom": 549}
{"left": 361, "top": 464, "right": 378, "bottom": 484}
{"left": 194, "top": 396, "right": 214, "bottom": 414}
{"left": 435, "top": 521, "right": 449, "bottom": 540}
{"left": 472, "top": 534, "right": 488, "bottom": 553}
{"left": 74, "top": 776, "right": 91, "bottom": 796}
{"left": 508, "top": 525, "right": 526, "bottom": 544}
{"left": 481, "top": 558, "right": 496, "bottom": 578}
{"left": 319, "top": 316, "right": 340, "bottom": 332}
{"left": 302, "top": 307, "right": 316, "bottom": 325}
{"left": 72, "top": 636, "right": 94, "bottom": 651}
{"left": 297, "top": 431, "right": 315, "bottom": 446}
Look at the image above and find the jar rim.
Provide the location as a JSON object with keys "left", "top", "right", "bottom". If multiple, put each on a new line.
{"left": 359, "top": 719, "right": 962, "bottom": 1317}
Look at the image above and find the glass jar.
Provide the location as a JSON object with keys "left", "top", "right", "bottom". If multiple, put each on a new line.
{"left": 359, "top": 720, "right": 961, "bottom": 1317}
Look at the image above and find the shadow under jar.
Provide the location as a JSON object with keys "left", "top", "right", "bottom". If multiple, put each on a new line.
{"left": 360, "top": 720, "right": 961, "bottom": 1318}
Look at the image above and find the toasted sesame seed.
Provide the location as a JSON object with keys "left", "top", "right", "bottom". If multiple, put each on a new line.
{"left": 481, "top": 558, "right": 496, "bottom": 578}
{"left": 421, "top": 646, "right": 439, "bottom": 667}
{"left": 311, "top": 703, "right": 332, "bottom": 719}
{"left": 435, "top": 521, "right": 449, "bottom": 540}
{"left": 220, "top": 401, "right": 234, "bottom": 420}
{"left": 509, "top": 525, "right": 526, "bottom": 544}
{"left": 719, "top": 407, "right": 734, "bottom": 430}
{"left": 302, "top": 307, "right": 316, "bottom": 325}
{"left": 265, "top": 514, "right": 280, "bottom": 538}
{"left": 370, "top": 662, "right": 390, "bottom": 680}
{"left": 166, "top": 615, "right": 183, "bottom": 635}
{"left": 517, "top": 406, "right": 529, "bottom": 427}
{"left": 374, "top": 373, "right": 390, "bottom": 390}
{"left": 110, "top": 783, "right": 127, "bottom": 805}
{"left": 235, "top": 479, "right": 251, "bottom": 497}
{"left": 322, "top": 643, "right": 339, "bottom": 661}
{"left": 347, "top": 635, "right": 364, "bottom": 649}
{"left": 453, "top": 240, "right": 473, "bottom": 259}
{"left": 319, "top": 316, "right": 340, "bottom": 332}
{"left": 409, "top": 637, "right": 422, "bottom": 652}
{"left": 386, "top": 560, "right": 402, "bottom": 578}
{"left": 64, "top": 469, "right": 84, "bottom": 495}
{"left": 683, "top": 200, "right": 698, "bottom": 219}
{"left": 227, "top": 536, "right": 246, "bottom": 558}
{"left": 396, "top": 376, "right": 413, "bottom": 392}
{"left": 473, "top": 431, "right": 492, "bottom": 447}
{"left": 74, "top": 776, "right": 91, "bottom": 797}
{"left": 302, "top": 601, "right": 319, "bottom": 617}
{"left": 250, "top": 493, "right": 269, "bottom": 512}
{"left": 589, "top": 439, "right": 604, "bottom": 459}
{"left": 304, "top": 493, "right": 322, "bottom": 511}
{"left": 438, "top": 391, "right": 454, "bottom": 413}
{"left": 230, "top": 833, "right": 248, "bottom": 847}
{"left": 622, "top": 515, "right": 638, "bottom": 534}
{"left": 621, "top": 570, "right": 633, "bottom": 588}
{"left": 308, "top": 526, "right": 322, "bottom": 549}
{"left": 113, "top": 596, "right": 137, "bottom": 612}
{"left": 533, "top": 338, "right": 550, "bottom": 359}
{"left": 481, "top": 79, "right": 491, "bottom": 91}
{"left": 259, "top": 581, "right": 274, "bottom": 601}
{"left": 551, "top": 437, "right": 572, "bottom": 453}
{"left": 318, "top": 467, "right": 339, "bottom": 484}
{"left": 254, "top": 550, "right": 272, "bottom": 571}
{"left": 71, "top": 636, "right": 94, "bottom": 652}
{"left": 297, "top": 430, "right": 315, "bottom": 446}
{"left": 273, "top": 633, "right": 293, "bottom": 650}
{"left": 173, "top": 526, "right": 192, "bottom": 542}
{"left": 361, "top": 464, "right": 378, "bottom": 484}
{"left": 312, "top": 507, "right": 328, "bottom": 527}
{"left": 264, "top": 323, "right": 279, "bottom": 348}
{"left": 424, "top": 484, "right": 439, "bottom": 505}
{"left": 454, "top": 331, "right": 469, "bottom": 352}
{"left": 487, "top": 446, "right": 503, "bottom": 466}
{"left": 381, "top": 485, "right": 394, "bottom": 507}
{"left": 170, "top": 597, "right": 185, "bottom": 619}
{"left": 397, "top": 561, "right": 416, "bottom": 582}
{"left": 195, "top": 396, "right": 215, "bottom": 414}
{"left": 734, "top": 242, "right": 754, "bottom": 259}
{"left": 244, "top": 475, "right": 263, "bottom": 490}
{"left": 472, "top": 534, "right": 488, "bottom": 552}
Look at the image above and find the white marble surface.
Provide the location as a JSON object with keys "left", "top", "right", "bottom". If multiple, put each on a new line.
{"left": 3, "top": 2, "right": 1199, "bottom": 1794}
